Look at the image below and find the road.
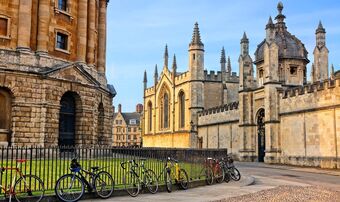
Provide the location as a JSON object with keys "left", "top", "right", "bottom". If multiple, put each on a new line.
{"left": 82, "top": 162, "right": 340, "bottom": 202}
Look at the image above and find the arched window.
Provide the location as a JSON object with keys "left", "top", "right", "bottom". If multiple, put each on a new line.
{"left": 147, "top": 102, "right": 152, "bottom": 132}
{"left": 0, "top": 88, "right": 12, "bottom": 144}
{"left": 179, "top": 91, "right": 185, "bottom": 128}
{"left": 160, "top": 93, "right": 169, "bottom": 129}
{"left": 97, "top": 102, "right": 105, "bottom": 144}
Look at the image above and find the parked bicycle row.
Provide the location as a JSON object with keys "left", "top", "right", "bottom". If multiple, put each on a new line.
{"left": 0, "top": 154, "right": 240, "bottom": 202}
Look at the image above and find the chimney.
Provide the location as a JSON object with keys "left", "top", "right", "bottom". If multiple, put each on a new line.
{"left": 136, "top": 104, "right": 143, "bottom": 113}
{"left": 118, "top": 104, "right": 122, "bottom": 113}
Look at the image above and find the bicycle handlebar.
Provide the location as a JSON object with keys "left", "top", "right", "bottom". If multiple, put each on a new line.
{"left": 166, "top": 157, "right": 178, "bottom": 163}
{"left": 121, "top": 159, "right": 138, "bottom": 170}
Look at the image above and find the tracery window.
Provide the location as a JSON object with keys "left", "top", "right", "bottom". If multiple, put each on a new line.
{"left": 148, "top": 102, "right": 152, "bottom": 132}
{"left": 178, "top": 91, "right": 185, "bottom": 128}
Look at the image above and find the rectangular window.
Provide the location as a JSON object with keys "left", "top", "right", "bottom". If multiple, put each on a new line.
{"left": 290, "top": 66, "right": 298, "bottom": 75}
{"left": 128, "top": 128, "right": 131, "bottom": 132}
{"left": 129, "top": 119, "right": 136, "bottom": 125}
{"left": 56, "top": 32, "right": 68, "bottom": 50}
{"left": 133, "top": 128, "right": 137, "bottom": 132}
{"left": 115, "top": 120, "right": 118, "bottom": 124}
{"left": 0, "top": 18, "right": 8, "bottom": 37}
{"left": 58, "top": 0, "right": 67, "bottom": 11}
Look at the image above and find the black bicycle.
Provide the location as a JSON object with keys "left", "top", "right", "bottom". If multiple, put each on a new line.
{"left": 221, "top": 155, "right": 241, "bottom": 181}
{"left": 55, "top": 157, "right": 115, "bottom": 202}
{"left": 121, "top": 158, "right": 158, "bottom": 197}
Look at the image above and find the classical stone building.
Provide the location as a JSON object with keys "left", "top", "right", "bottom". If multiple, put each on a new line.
{"left": 0, "top": 0, "right": 115, "bottom": 146}
{"left": 112, "top": 104, "right": 142, "bottom": 147}
{"left": 143, "top": 2, "right": 340, "bottom": 169}
{"left": 142, "top": 23, "right": 239, "bottom": 148}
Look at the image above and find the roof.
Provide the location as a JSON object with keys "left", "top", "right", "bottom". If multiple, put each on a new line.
{"left": 113, "top": 112, "right": 141, "bottom": 126}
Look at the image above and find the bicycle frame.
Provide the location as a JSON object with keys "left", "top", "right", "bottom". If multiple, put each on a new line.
{"left": 162, "top": 158, "right": 181, "bottom": 181}
{"left": 0, "top": 160, "right": 26, "bottom": 201}
{"left": 70, "top": 168, "right": 97, "bottom": 192}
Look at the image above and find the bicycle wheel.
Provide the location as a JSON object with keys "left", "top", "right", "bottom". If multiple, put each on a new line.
{"left": 205, "top": 167, "right": 214, "bottom": 185}
{"left": 230, "top": 167, "right": 241, "bottom": 181}
{"left": 55, "top": 174, "right": 85, "bottom": 202}
{"left": 14, "top": 174, "right": 44, "bottom": 202}
{"left": 164, "top": 169, "right": 172, "bottom": 193}
{"left": 215, "top": 166, "right": 225, "bottom": 183}
{"left": 178, "top": 169, "right": 189, "bottom": 190}
{"left": 94, "top": 171, "right": 114, "bottom": 199}
{"left": 123, "top": 171, "right": 140, "bottom": 197}
{"left": 224, "top": 168, "right": 231, "bottom": 182}
{"left": 144, "top": 169, "right": 158, "bottom": 194}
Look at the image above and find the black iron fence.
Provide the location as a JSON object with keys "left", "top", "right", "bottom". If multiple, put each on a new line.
{"left": 0, "top": 146, "right": 227, "bottom": 196}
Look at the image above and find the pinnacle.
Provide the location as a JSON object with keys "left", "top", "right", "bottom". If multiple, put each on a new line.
{"left": 164, "top": 44, "right": 168, "bottom": 58}
{"left": 220, "top": 47, "right": 226, "bottom": 63}
{"left": 316, "top": 20, "right": 326, "bottom": 33}
{"left": 172, "top": 54, "right": 177, "bottom": 69}
{"left": 154, "top": 64, "right": 158, "bottom": 77}
{"left": 277, "top": 1, "right": 284, "bottom": 14}
{"left": 143, "top": 70, "right": 147, "bottom": 82}
{"left": 266, "top": 16, "right": 275, "bottom": 29}
{"left": 241, "top": 32, "right": 249, "bottom": 43}
{"left": 190, "top": 22, "right": 204, "bottom": 46}
{"left": 227, "top": 56, "right": 231, "bottom": 72}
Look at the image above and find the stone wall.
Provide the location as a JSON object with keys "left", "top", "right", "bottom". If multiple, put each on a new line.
{"left": 279, "top": 79, "right": 340, "bottom": 168}
{"left": 198, "top": 102, "right": 240, "bottom": 155}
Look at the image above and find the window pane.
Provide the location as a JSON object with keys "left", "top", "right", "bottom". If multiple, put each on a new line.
{"left": 58, "top": 0, "right": 67, "bottom": 11}
{"left": 56, "top": 33, "right": 68, "bottom": 50}
{"left": 164, "top": 93, "right": 169, "bottom": 128}
{"left": 180, "top": 93, "right": 185, "bottom": 128}
{"left": 0, "top": 18, "right": 8, "bottom": 36}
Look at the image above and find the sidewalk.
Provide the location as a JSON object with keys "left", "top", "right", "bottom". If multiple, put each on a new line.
{"left": 82, "top": 174, "right": 309, "bottom": 202}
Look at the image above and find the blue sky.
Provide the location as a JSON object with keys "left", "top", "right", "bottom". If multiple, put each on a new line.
{"left": 106, "top": 0, "right": 340, "bottom": 112}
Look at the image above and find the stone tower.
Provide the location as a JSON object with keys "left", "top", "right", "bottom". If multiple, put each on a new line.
{"left": 238, "top": 32, "right": 256, "bottom": 161}
{"left": 189, "top": 22, "right": 204, "bottom": 146}
{"left": 312, "top": 21, "right": 329, "bottom": 82}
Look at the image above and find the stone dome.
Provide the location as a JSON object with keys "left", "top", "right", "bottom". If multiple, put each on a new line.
{"left": 254, "top": 31, "right": 309, "bottom": 63}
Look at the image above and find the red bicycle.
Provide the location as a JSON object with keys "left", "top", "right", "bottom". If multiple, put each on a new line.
{"left": 0, "top": 159, "right": 44, "bottom": 202}
{"left": 206, "top": 157, "right": 225, "bottom": 184}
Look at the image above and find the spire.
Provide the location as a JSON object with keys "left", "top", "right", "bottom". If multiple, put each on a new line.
{"left": 164, "top": 44, "right": 169, "bottom": 67}
{"left": 227, "top": 56, "right": 231, "bottom": 75}
{"left": 143, "top": 70, "right": 147, "bottom": 90}
{"left": 143, "top": 70, "right": 147, "bottom": 83}
{"left": 266, "top": 16, "right": 274, "bottom": 29}
{"left": 190, "top": 22, "right": 204, "bottom": 46}
{"left": 220, "top": 47, "right": 226, "bottom": 64}
{"left": 316, "top": 20, "right": 326, "bottom": 34}
{"left": 241, "top": 32, "right": 249, "bottom": 43}
{"left": 331, "top": 64, "right": 335, "bottom": 78}
{"left": 154, "top": 64, "right": 158, "bottom": 84}
{"left": 172, "top": 54, "right": 177, "bottom": 71}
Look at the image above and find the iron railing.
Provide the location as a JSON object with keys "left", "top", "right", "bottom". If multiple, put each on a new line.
{"left": 0, "top": 146, "right": 227, "bottom": 196}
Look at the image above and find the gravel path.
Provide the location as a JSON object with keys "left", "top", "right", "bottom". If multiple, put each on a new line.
{"left": 220, "top": 185, "right": 340, "bottom": 202}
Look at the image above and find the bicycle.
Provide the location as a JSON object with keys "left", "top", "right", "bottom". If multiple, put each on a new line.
{"left": 160, "top": 157, "right": 189, "bottom": 193}
{"left": 55, "top": 157, "right": 114, "bottom": 202}
{"left": 0, "top": 159, "right": 44, "bottom": 202}
{"left": 206, "top": 157, "right": 225, "bottom": 184}
{"left": 121, "top": 158, "right": 158, "bottom": 197}
{"left": 221, "top": 155, "right": 241, "bottom": 181}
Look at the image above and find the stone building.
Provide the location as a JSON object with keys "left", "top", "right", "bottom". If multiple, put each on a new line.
{"left": 0, "top": 0, "right": 115, "bottom": 146}
{"left": 142, "top": 23, "right": 239, "bottom": 148}
{"left": 143, "top": 2, "right": 340, "bottom": 169}
{"left": 112, "top": 104, "right": 142, "bottom": 147}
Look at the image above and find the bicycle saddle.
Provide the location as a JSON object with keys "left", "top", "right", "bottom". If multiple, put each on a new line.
{"left": 16, "top": 159, "right": 27, "bottom": 163}
{"left": 90, "top": 166, "right": 100, "bottom": 171}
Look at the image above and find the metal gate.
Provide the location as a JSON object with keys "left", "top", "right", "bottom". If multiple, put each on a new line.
{"left": 58, "top": 93, "right": 76, "bottom": 147}
{"left": 257, "top": 109, "right": 265, "bottom": 162}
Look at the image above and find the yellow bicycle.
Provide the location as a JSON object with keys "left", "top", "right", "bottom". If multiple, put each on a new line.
{"left": 161, "top": 157, "right": 189, "bottom": 192}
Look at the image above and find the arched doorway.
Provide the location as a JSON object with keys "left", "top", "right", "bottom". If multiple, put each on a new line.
{"left": 58, "top": 92, "right": 76, "bottom": 147}
{"left": 257, "top": 109, "right": 265, "bottom": 162}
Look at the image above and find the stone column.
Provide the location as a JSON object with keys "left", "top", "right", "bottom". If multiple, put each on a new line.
{"left": 97, "top": 0, "right": 107, "bottom": 74}
{"left": 17, "top": 0, "right": 33, "bottom": 51}
{"left": 86, "top": 0, "right": 96, "bottom": 65}
{"left": 37, "top": 0, "right": 50, "bottom": 54}
{"left": 77, "top": 0, "right": 88, "bottom": 62}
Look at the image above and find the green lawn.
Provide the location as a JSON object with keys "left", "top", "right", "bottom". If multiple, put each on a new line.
{"left": 0, "top": 157, "right": 206, "bottom": 198}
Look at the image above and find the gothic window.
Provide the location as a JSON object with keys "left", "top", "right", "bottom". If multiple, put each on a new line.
{"left": 258, "top": 68, "right": 264, "bottom": 86}
{"left": 58, "top": 0, "right": 67, "bottom": 11}
{"left": 56, "top": 32, "right": 68, "bottom": 50}
{"left": 179, "top": 91, "right": 185, "bottom": 128}
{"left": 148, "top": 102, "right": 152, "bottom": 132}
{"left": 162, "top": 93, "right": 169, "bottom": 129}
